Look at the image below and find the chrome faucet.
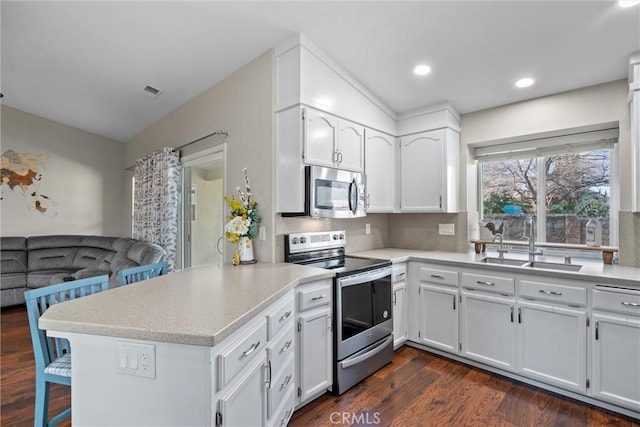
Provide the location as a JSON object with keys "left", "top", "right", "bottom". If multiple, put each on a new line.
{"left": 493, "top": 233, "right": 508, "bottom": 258}
{"left": 525, "top": 216, "right": 543, "bottom": 262}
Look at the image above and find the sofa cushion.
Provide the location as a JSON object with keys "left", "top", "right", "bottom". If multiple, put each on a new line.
{"left": 1, "top": 250, "right": 28, "bottom": 274}
{"left": 29, "top": 247, "right": 79, "bottom": 271}
{"left": 28, "top": 269, "right": 78, "bottom": 288}
{"left": 73, "top": 247, "right": 113, "bottom": 269}
{"left": 128, "top": 241, "right": 166, "bottom": 265}
{"left": 49, "top": 272, "right": 74, "bottom": 285}
{"left": 2, "top": 236, "right": 27, "bottom": 250}
{"left": 1, "top": 272, "right": 27, "bottom": 290}
{"left": 73, "top": 268, "right": 111, "bottom": 280}
{"left": 27, "top": 235, "right": 86, "bottom": 250}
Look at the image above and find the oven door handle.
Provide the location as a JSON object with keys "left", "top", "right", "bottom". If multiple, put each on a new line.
{"left": 339, "top": 268, "right": 391, "bottom": 287}
{"left": 340, "top": 335, "right": 393, "bottom": 369}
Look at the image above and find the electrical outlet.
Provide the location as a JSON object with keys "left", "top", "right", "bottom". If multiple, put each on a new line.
{"left": 439, "top": 224, "right": 455, "bottom": 236}
{"left": 117, "top": 342, "right": 155, "bottom": 378}
{"left": 365, "top": 223, "right": 371, "bottom": 235}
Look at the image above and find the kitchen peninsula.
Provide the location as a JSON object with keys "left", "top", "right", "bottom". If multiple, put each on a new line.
{"left": 40, "top": 262, "right": 333, "bottom": 426}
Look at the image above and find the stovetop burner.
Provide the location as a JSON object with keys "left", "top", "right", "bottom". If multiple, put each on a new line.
{"left": 284, "top": 230, "right": 391, "bottom": 276}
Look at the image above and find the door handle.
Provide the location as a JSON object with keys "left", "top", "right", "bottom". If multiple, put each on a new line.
{"left": 340, "top": 335, "right": 393, "bottom": 369}
{"left": 216, "top": 236, "right": 224, "bottom": 255}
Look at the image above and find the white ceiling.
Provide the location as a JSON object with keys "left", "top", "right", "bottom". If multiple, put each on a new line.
{"left": 1, "top": 1, "right": 639, "bottom": 143}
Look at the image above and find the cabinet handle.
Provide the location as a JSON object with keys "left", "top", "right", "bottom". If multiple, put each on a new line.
{"left": 241, "top": 341, "right": 260, "bottom": 358}
{"left": 393, "top": 291, "right": 397, "bottom": 305}
{"left": 476, "top": 280, "right": 495, "bottom": 286}
{"left": 439, "top": 195, "right": 442, "bottom": 209}
{"left": 453, "top": 294, "right": 456, "bottom": 310}
{"left": 281, "top": 409, "right": 292, "bottom": 426}
{"left": 595, "top": 320, "right": 599, "bottom": 340}
{"left": 622, "top": 301, "right": 640, "bottom": 308}
{"left": 338, "top": 150, "right": 343, "bottom": 164}
{"left": 279, "top": 310, "right": 292, "bottom": 321}
{"left": 539, "top": 289, "right": 562, "bottom": 296}
{"left": 510, "top": 305, "right": 514, "bottom": 323}
{"left": 430, "top": 274, "right": 444, "bottom": 280}
{"left": 396, "top": 272, "right": 406, "bottom": 278}
{"left": 518, "top": 307, "right": 522, "bottom": 324}
{"left": 280, "top": 340, "right": 292, "bottom": 354}
{"left": 333, "top": 151, "right": 339, "bottom": 164}
{"left": 280, "top": 374, "right": 293, "bottom": 390}
{"left": 311, "top": 295, "right": 327, "bottom": 301}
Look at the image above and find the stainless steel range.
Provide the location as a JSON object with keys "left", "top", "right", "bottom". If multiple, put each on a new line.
{"left": 285, "top": 230, "right": 393, "bottom": 395}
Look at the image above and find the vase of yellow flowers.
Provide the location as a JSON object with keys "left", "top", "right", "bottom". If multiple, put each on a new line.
{"left": 224, "top": 168, "right": 260, "bottom": 265}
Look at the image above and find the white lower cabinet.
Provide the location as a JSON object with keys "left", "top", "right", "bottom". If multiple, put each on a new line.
{"left": 216, "top": 351, "right": 267, "bottom": 427}
{"left": 460, "top": 290, "right": 517, "bottom": 371}
{"left": 214, "top": 291, "right": 294, "bottom": 427}
{"left": 418, "top": 283, "right": 458, "bottom": 353}
{"left": 516, "top": 300, "right": 587, "bottom": 393}
{"left": 591, "top": 287, "right": 640, "bottom": 411}
{"left": 295, "top": 279, "right": 333, "bottom": 407}
{"left": 393, "top": 282, "right": 408, "bottom": 348}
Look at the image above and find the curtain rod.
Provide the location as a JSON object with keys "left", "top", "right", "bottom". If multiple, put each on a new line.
{"left": 125, "top": 129, "right": 228, "bottom": 171}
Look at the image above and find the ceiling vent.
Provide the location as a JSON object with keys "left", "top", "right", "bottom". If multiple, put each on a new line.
{"left": 143, "top": 85, "right": 161, "bottom": 98}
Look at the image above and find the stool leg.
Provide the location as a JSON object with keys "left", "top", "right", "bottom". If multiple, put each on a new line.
{"left": 34, "top": 376, "right": 50, "bottom": 427}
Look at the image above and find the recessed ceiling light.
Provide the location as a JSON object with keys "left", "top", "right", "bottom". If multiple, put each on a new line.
{"left": 515, "top": 77, "right": 535, "bottom": 88}
{"left": 618, "top": 0, "right": 640, "bottom": 7}
{"left": 413, "top": 64, "right": 431, "bottom": 76}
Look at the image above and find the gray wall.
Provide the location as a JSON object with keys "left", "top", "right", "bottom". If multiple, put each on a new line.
{"left": 125, "top": 51, "right": 275, "bottom": 262}
{"left": 1, "top": 105, "right": 125, "bottom": 236}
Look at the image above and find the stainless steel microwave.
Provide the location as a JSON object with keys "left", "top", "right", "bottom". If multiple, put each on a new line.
{"left": 283, "top": 165, "right": 367, "bottom": 218}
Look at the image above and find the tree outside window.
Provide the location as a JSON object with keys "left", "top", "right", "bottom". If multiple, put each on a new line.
{"left": 481, "top": 150, "right": 611, "bottom": 245}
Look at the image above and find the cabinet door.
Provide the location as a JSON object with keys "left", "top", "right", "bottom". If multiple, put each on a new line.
{"left": 400, "top": 130, "right": 444, "bottom": 212}
{"left": 297, "top": 309, "right": 332, "bottom": 404}
{"left": 217, "top": 351, "right": 267, "bottom": 427}
{"left": 365, "top": 129, "right": 396, "bottom": 212}
{"left": 392, "top": 282, "right": 408, "bottom": 349}
{"left": 591, "top": 313, "right": 640, "bottom": 411}
{"left": 460, "top": 291, "right": 516, "bottom": 371}
{"left": 338, "top": 120, "right": 364, "bottom": 172}
{"left": 517, "top": 301, "right": 586, "bottom": 393}
{"left": 304, "top": 109, "right": 338, "bottom": 168}
{"left": 418, "top": 284, "right": 458, "bottom": 354}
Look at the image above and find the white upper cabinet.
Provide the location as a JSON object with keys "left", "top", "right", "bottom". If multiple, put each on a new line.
{"left": 303, "top": 108, "right": 364, "bottom": 172}
{"left": 399, "top": 128, "right": 459, "bottom": 212}
{"left": 364, "top": 129, "right": 397, "bottom": 212}
{"left": 304, "top": 109, "right": 338, "bottom": 169}
{"left": 337, "top": 120, "right": 365, "bottom": 172}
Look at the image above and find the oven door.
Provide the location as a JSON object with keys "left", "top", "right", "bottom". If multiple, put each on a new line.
{"left": 309, "top": 166, "right": 366, "bottom": 218}
{"left": 336, "top": 267, "right": 392, "bottom": 360}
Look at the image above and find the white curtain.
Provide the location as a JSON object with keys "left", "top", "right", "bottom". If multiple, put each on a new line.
{"left": 133, "top": 147, "right": 181, "bottom": 269}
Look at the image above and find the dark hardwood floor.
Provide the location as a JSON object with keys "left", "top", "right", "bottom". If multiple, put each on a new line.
{"left": 290, "top": 346, "right": 640, "bottom": 427}
{"left": 2, "top": 304, "right": 637, "bottom": 427}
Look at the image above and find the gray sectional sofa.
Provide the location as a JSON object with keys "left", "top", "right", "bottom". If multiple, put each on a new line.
{"left": 1, "top": 235, "right": 167, "bottom": 307}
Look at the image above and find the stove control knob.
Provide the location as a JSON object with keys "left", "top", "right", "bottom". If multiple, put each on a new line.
{"left": 292, "top": 237, "right": 299, "bottom": 244}
{"left": 339, "top": 234, "right": 344, "bottom": 240}
{"left": 333, "top": 234, "right": 338, "bottom": 240}
{"left": 300, "top": 237, "right": 307, "bottom": 244}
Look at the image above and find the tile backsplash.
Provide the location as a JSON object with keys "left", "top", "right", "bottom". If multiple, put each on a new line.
{"left": 275, "top": 212, "right": 470, "bottom": 262}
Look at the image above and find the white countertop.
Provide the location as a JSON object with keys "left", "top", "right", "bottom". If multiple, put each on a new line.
{"left": 40, "top": 262, "right": 333, "bottom": 347}
{"left": 349, "top": 248, "right": 640, "bottom": 289}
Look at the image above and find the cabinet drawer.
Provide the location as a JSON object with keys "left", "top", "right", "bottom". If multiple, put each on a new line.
{"left": 593, "top": 288, "right": 640, "bottom": 316}
{"left": 268, "top": 325, "right": 295, "bottom": 376}
{"left": 268, "top": 386, "right": 295, "bottom": 427}
{"left": 268, "top": 356, "right": 295, "bottom": 418}
{"left": 392, "top": 264, "right": 407, "bottom": 283}
{"left": 419, "top": 267, "right": 458, "bottom": 287}
{"left": 462, "top": 273, "right": 514, "bottom": 295}
{"left": 217, "top": 320, "right": 267, "bottom": 390}
{"left": 520, "top": 280, "right": 586, "bottom": 306}
{"left": 298, "top": 282, "right": 332, "bottom": 311}
{"left": 267, "top": 294, "right": 294, "bottom": 339}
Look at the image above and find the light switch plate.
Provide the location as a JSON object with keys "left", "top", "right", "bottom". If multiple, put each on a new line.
{"left": 117, "top": 342, "right": 155, "bottom": 378}
{"left": 365, "top": 223, "right": 371, "bottom": 235}
{"left": 439, "top": 224, "right": 455, "bottom": 236}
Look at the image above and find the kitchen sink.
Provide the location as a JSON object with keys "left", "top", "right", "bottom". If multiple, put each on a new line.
{"left": 522, "top": 261, "right": 582, "bottom": 272}
{"left": 476, "top": 257, "right": 527, "bottom": 266}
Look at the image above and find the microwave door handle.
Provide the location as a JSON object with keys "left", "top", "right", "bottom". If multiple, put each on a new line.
{"left": 349, "top": 179, "right": 358, "bottom": 215}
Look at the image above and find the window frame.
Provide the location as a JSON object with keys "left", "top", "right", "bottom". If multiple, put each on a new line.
{"left": 476, "top": 144, "right": 619, "bottom": 254}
